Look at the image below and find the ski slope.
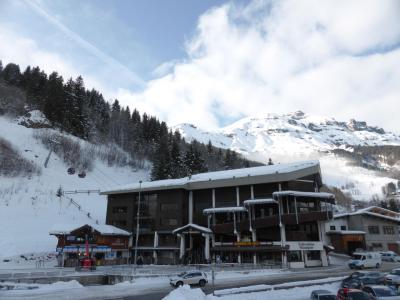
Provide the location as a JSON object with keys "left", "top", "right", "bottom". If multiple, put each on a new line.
{"left": 0, "top": 114, "right": 149, "bottom": 258}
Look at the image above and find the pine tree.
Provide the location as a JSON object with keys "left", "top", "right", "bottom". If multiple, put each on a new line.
{"left": 43, "top": 72, "right": 65, "bottom": 126}
{"left": 0, "top": 60, "right": 3, "bottom": 77}
{"left": 2, "top": 63, "right": 21, "bottom": 85}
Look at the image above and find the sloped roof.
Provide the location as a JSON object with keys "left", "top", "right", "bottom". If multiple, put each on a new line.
{"left": 101, "top": 160, "right": 321, "bottom": 195}
{"left": 172, "top": 223, "right": 212, "bottom": 234}
{"left": 335, "top": 206, "right": 400, "bottom": 223}
{"left": 49, "top": 223, "right": 131, "bottom": 236}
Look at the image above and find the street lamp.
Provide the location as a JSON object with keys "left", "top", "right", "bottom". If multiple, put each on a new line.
{"left": 133, "top": 180, "right": 142, "bottom": 274}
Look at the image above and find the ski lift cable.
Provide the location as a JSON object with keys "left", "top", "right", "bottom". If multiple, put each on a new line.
{"left": 93, "top": 166, "right": 120, "bottom": 186}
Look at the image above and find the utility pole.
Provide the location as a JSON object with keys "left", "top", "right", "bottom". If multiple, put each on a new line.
{"left": 133, "top": 180, "right": 142, "bottom": 275}
{"left": 44, "top": 139, "right": 60, "bottom": 168}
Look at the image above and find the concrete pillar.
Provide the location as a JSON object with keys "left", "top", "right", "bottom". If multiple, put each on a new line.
{"left": 250, "top": 185, "right": 254, "bottom": 199}
{"left": 189, "top": 191, "right": 193, "bottom": 224}
{"left": 203, "top": 234, "right": 210, "bottom": 262}
{"left": 236, "top": 186, "right": 240, "bottom": 206}
{"left": 321, "top": 250, "right": 328, "bottom": 266}
{"left": 212, "top": 189, "right": 216, "bottom": 226}
{"left": 236, "top": 232, "right": 241, "bottom": 264}
{"left": 179, "top": 234, "right": 185, "bottom": 259}
{"left": 252, "top": 229, "right": 257, "bottom": 265}
{"left": 153, "top": 231, "right": 158, "bottom": 264}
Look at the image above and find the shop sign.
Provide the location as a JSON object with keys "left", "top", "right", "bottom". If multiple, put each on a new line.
{"left": 93, "top": 246, "right": 112, "bottom": 253}
{"left": 105, "top": 252, "right": 116, "bottom": 260}
{"left": 234, "top": 241, "right": 261, "bottom": 247}
{"left": 298, "top": 242, "right": 316, "bottom": 250}
{"left": 63, "top": 246, "right": 78, "bottom": 253}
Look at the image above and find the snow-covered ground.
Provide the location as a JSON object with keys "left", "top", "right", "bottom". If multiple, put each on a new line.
{"left": 0, "top": 115, "right": 149, "bottom": 259}
{"left": 164, "top": 280, "right": 341, "bottom": 300}
{"left": 0, "top": 276, "right": 343, "bottom": 300}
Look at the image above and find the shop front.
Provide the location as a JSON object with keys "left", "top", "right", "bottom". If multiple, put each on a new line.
{"left": 50, "top": 223, "right": 131, "bottom": 267}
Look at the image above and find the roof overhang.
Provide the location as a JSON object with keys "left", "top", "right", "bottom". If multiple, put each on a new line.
{"left": 273, "top": 190, "right": 335, "bottom": 204}
{"left": 101, "top": 160, "right": 321, "bottom": 195}
{"left": 172, "top": 223, "right": 212, "bottom": 235}
{"left": 203, "top": 207, "right": 247, "bottom": 214}
{"left": 243, "top": 198, "right": 278, "bottom": 206}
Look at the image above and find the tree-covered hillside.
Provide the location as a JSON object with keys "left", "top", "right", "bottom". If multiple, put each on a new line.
{"left": 0, "top": 60, "right": 261, "bottom": 180}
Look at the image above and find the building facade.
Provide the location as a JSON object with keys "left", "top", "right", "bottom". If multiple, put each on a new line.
{"left": 50, "top": 224, "right": 131, "bottom": 267}
{"left": 101, "top": 160, "right": 335, "bottom": 268}
{"left": 326, "top": 206, "right": 400, "bottom": 254}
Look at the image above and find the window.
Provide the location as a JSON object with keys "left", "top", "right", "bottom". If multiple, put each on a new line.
{"left": 161, "top": 203, "right": 178, "bottom": 211}
{"left": 288, "top": 251, "right": 303, "bottom": 262}
{"left": 368, "top": 225, "right": 380, "bottom": 234}
{"left": 341, "top": 225, "right": 347, "bottom": 231}
{"left": 383, "top": 226, "right": 395, "bottom": 235}
{"left": 306, "top": 251, "right": 321, "bottom": 260}
{"left": 371, "top": 243, "right": 383, "bottom": 249}
{"left": 112, "top": 206, "right": 127, "bottom": 213}
{"left": 330, "top": 225, "right": 336, "bottom": 231}
{"left": 112, "top": 220, "right": 127, "bottom": 227}
{"left": 161, "top": 218, "right": 178, "bottom": 226}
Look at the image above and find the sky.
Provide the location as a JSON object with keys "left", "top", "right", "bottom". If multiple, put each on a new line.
{"left": 0, "top": 0, "right": 399, "bottom": 132}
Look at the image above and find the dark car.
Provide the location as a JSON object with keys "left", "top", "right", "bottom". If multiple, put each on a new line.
{"left": 337, "top": 288, "right": 372, "bottom": 300}
{"left": 310, "top": 289, "right": 336, "bottom": 300}
{"left": 342, "top": 272, "right": 386, "bottom": 288}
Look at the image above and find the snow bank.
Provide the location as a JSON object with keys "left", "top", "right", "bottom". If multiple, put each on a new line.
{"left": 162, "top": 285, "right": 207, "bottom": 300}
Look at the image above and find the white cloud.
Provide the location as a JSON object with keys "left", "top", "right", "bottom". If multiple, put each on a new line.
{"left": 0, "top": 26, "right": 108, "bottom": 96}
{"left": 121, "top": 0, "right": 400, "bottom": 132}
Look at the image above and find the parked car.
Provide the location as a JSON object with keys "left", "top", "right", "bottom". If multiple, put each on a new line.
{"left": 385, "top": 269, "right": 400, "bottom": 285}
{"left": 337, "top": 288, "right": 371, "bottom": 300}
{"left": 362, "top": 285, "right": 400, "bottom": 299}
{"left": 310, "top": 289, "right": 336, "bottom": 299}
{"left": 342, "top": 272, "right": 386, "bottom": 288}
{"left": 381, "top": 252, "right": 400, "bottom": 263}
{"left": 349, "top": 252, "right": 382, "bottom": 269}
{"left": 169, "top": 271, "right": 208, "bottom": 287}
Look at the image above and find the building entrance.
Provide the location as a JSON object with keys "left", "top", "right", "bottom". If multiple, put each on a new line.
{"left": 187, "top": 234, "right": 205, "bottom": 264}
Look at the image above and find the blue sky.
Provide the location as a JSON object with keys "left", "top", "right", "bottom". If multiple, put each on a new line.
{"left": 0, "top": 0, "right": 227, "bottom": 89}
{"left": 1, "top": 0, "right": 400, "bottom": 131}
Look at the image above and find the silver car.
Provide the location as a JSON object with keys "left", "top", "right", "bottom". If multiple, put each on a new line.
{"left": 385, "top": 269, "right": 400, "bottom": 285}
{"left": 310, "top": 289, "right": 336, "bottom": 300}
{"left": 169, "top": 271, "right": 208, "bottom": 287}
{"left": 362, "top": 285, "right": 400, "bottom": 299}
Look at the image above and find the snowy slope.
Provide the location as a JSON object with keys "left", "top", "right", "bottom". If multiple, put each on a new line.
{"left": 175, "top": 111, "right": 400, "bottom": 200}
{"left": 0, "top": 114, "right": 149, "bottom": 258}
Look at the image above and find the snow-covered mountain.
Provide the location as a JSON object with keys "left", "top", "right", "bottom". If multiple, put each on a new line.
{"left": 175, "top": 111, "right": 400, "bottom": 201}
{"left": 0, "top": 113, "right": 149, "bottom": 258}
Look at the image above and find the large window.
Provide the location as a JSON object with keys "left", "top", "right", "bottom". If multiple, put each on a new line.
{"left": 330, "top": 225, "right": 336, "bottom": 231}
{"left": 383, "top": 226, "right": 395, "bottom": 235}
{"left": 160, "top": 218, "right": 178, "bottom": 226}
{"left": 112, "top": 206, "right": 127, "bottom": 213}
{"left": 112, "top": 220, "right": 127, "bottom": 227}
{"left": 161, "top": 203, "right": 178, "bottom": 211}
{"left": 307, "top": 251, "right": 321, "bottom": 260}
{"left": 288, "top": 251, "right": 303, "bottom": 262}
{"left": 368, "top": 226, "right": 380, "bottom": 234}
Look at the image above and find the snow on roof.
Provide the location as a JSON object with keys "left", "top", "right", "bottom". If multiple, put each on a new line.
{"left": 101, "top": 160, "right": 321, "bottom": 195}
{"left": 334, "top": 207, "right": 400, "bottom": 223}
{"left": 326, "top": 230, "right": 366, "bottom": 235}
{"left": 243, "top": 198, "right": 278, "bottom": 206}
{"left": 273, "top": 190, "right": 335, "bottom": 199}
{"left": 172, "top": 223, "right": 212, "bottom": 234}
{"left": 203, "top": 207, "right": 247, "bottom": 214}
{"left": 49, "top": 223, "right": 131, "bottom": 236}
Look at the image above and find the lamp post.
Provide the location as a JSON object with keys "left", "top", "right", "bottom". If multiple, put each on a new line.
{"left": 133, "top": 180, "right": 142, "bottom": 274}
